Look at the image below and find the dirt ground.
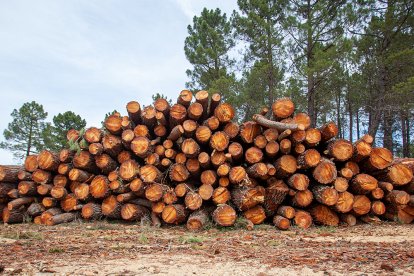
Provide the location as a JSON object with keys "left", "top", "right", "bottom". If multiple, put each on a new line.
{"left": 0, "top": 221, "right": 413, "bottom": 275}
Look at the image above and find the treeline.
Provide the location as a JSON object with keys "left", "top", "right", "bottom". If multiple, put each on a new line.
{"left": 183, "top": 0, "right": 414, "bottom": 157}
{"left": 0, "top": 101, "right": 86, "bottom": 160}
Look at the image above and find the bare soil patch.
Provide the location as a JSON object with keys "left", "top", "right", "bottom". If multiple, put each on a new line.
{"left": 0, "top": 221, "right": 413, "bottom": 275}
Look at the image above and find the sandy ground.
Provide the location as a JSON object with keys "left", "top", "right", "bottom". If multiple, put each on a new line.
{"left": 0, "top": 221, "right": 414, "bottom": 275}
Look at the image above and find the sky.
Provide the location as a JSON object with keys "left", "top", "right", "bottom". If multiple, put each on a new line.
{"left": 0, "top": 0, "right": 238, "bottom": 164}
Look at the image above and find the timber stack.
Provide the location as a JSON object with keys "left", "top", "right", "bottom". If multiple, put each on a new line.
{"left": 1, "top": 90, "right": 414, "bottom": 231}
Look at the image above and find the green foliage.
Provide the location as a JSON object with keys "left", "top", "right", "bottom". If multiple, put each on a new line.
{"left": 184, "top": 8, "right": 235, "bottom": 91}
{"left": 42, "top": 111, "right": 86, "bottom": 152}
{"left": 233, "top": 0, "right": 287, "bottom": 108}
{"left": 0, "top": 101, "right": 48, "bottom": 160}
{"left": 152, "top": 93, "right": 173, "bottom": 105}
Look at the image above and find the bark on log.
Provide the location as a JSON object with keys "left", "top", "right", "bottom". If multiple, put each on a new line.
{"left": 46, "top": 212, "right": 77, "bottom": 226}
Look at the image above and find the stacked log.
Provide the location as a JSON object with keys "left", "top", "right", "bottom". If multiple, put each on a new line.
{"left": 1, "top": 91, "right": 414, "bottom": 231}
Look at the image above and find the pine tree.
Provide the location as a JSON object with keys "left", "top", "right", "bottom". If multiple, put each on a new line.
{"left": 0, "top": 101, "right": 48, "bottom": 159}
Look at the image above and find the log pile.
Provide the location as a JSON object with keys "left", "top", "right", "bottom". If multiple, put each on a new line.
{"left": 1, "top": 90, "right": 414, "bottom": 231}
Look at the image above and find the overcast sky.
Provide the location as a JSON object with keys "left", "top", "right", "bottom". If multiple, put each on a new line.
{"left": 0, "top": 0, "right": 238, "bottom": 164}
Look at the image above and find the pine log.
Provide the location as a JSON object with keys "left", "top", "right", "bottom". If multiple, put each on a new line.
{"left": 53, "top": 174, "right": 68, "bottom": 187}
{"left": 304, "top": 128, "right": 321, "bottom": 147}
{"left": 163, "top": 189, "right": 178, "bottom": 205}
{"left": 7, "top": 188, "right": 19, "bottom": 199}
{"left": 232, "top": 186, "right": 265, "bottom": 211}
{"left": 311, "top": 204, "right": 339, "bottom": 226}
{"left": 60, "top": 194, "right": 81, "bottom": 212}
{"left": 350, "top": 174, "right": 378, "bottom": 194}
{"left": 17, "top": 170, "right": 32, "bottom": 181}
{"left": 154, "top": 98, "right": 170, "bottom": 117}
{"left": 198, "top": 184, "right": 214, "bottom": 200}
{"left": 2, "top": 206, "right": 26, "bottom": 224}
{"left": 40, "top": 207, "right": 62, "bottom": 224}
{"left": 375, "top": 163, "right": 413, "bottom": 186}
{"left": 262, "top": 128, "right": 278, "bottom": 142}
{"left": 7, "top": 197, "right": 34, "bottom": 211}
{"left": 42, "top": 197, "right": 57, "bottom": 208}
{"left": 371, "top": 188, "right": 384, "bottom": 200}
{"left": 101, "top": 195, "right": 122, "bottom": 219}
{"left": 352, "top": 195, "right": 371, "bottom": 216}
{"left": 344, "top": 161, "right": 360, "bottom": 176}
{"left": 84, "top": 127, "right": 103, "bottom": 144}
{"left": 81, "top": 203, "right": 102, "bottom": 220}
{"left": 244, "top": 205, "right": 266, "bottom": 225}
{"left": 24, "top": 155, "right": 39, "bottom": 172}
{"left": 228, "top": 142, "right": 244, "bottom": 161}
{"left": 319, "top": 122, "right": 339, "bottom": 142}
{"left": 292, "top": 189, "right": 314, "bottom": 208}
{"left": 273, "top": 215, "right": 290, "bottom": 230}
{"left": 73, "top": 150, "right": 98, "bottom": 173}
{"left": 181, "top": 138, "right": 200, "bottom": 158}
{"left": 209, "top": 93, "right": 221, "bottom": 116}
{"left": 340, "top": 213, "right": 357, "bottom": 226}
{"left": 175, "top": 182, "right": 193, "bottom": 197}
{"left": 37, "top": 151, "right": 59, "bottom": 172}
{"left": 186, "top": 207, "right": 212, "bottom": 231}
{"left": 169, "top": 104, "right": 187, "bottom": 127}
{"left": 27, "top": 202, "right": 45, "bottom": 217}
{"left": 212, "top": 187, "right": 231, "bottom": 205}
{"left": 105, "top": 114, "right": 123, "bottom": 135}
{"left": 361, "top": 147, "right": 393, "bottom": 171}
{"left": 141, "top": 106, "right": 157, "bottom": 127}
{"left": 274, "top": 155, "right": 297, "bottom": 178}
{"left": 32, "top": 169, "right": 53, "bottom": 184}
{"left": 145, "top": 183, "right": 169, "bottom": 202}
{"left": 287, "top": 174, "right": 309, "bottom": 191}
{"left": 246, "top": 163, "right": 267, "bottom": 179}
{"left": 312, "top": 185, "right": 338, "bottom": 206}
{"left": 58, "top": 163, "right": 73, "bottom": 176}
{"left": 121, "top": 203, "right": 150, "bottom": 221}
{"left": 183, "top": 120, "right": 198, "bottom": 138}
{"left": 102, "top": 134, "right": 123, "bottom": 158}
{"left": 385, "top": 190, "right": 410, "bottom": 206}
{"left": 68, "top": 168, "right": 93, "bottom": 183}
{"left": 169, "top": 163, "right": 189, "bottom": 182}
{"left": 293, "top": 210, "right": 312, "bottom": 229}
{"left": 293, "top": 113, "right": 311, "bottom": 129}
{"left": 271, "top": 98, "right": 294, "bottom": 119}
{"left": 333, "top": 177, "right": 349, "bottom": 192}
{"left": 162, "top": 204, "right": 188, "bottom": 224}
{"left": 50, "top": 186, "right": 68, "bottom": 200}
{"left": 312, "top": 159, "right": 337, "bottom": 184}
{"left": 334, "top": 191, "right": 354, "bottom": 213}
{"left": 18, "top": 181, "right": 37, "bottom": 196}
{"left": 263, "top": 179, "right": 289, "bottom": 216}
{"left": 214, "top": 103, "right": 235, "bottom": 123}
{"left": 384, "top": 205, "right": 414, "bottom": 224}
{"left": 140, "top": 165, "right": 162, "bottom": 183}
{"left": 46, "top": 212, "right": 77, "bottom": 226}
{"left": 352, "top": 140, "right": 372, "bottom": 162}
{"left": 184, "top": 191, "right": 203, "bottom": 210}
{"left": 276, "top": 205, "right": 295, "bottom": 219}
{"left": 371, "top": 200, "right": 386, "bottom": 216}
{"left": 338, "top": 167, "right": 353, "bottom": 180}
{"left": 212, "top": 204, "right": 237, "bottom": 226}
{"left": 74, "top": 183, "right": 91, "bottom": 201}
{"left": 117, "top": 159, "right": 139, "bottom": 181}
{"left": 0, "top": 183, "right": 17, "bottom": 197}
{"left": 89, "top": 175, "right": 110, "bottom": 199}
{"left": 326, "top": 139, "right": 354, "bottom": 161}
